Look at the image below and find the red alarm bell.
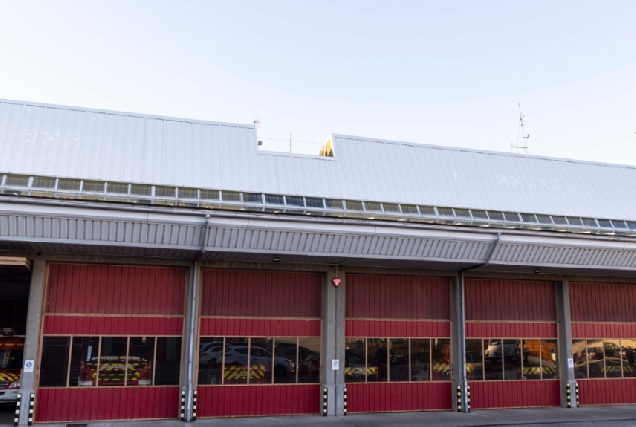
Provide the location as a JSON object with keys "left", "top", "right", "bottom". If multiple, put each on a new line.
{"left": 332, "top": 277, "right": 342, "bottom": 287}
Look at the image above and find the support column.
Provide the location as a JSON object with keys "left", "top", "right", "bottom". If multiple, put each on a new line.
{"left": 321, "top": 267, "right": 345, "bottom": 416}
{"left": 183, "top": 262, "right": 201, "bottom": 421}
{"left": 451, "top": 272, "right": 469, "bottom": 412}
{"left": 19, "top": 258, "right": 45, "bottom": 426}
{"left": 556, "top": 277, "right": 577, "bottom": 408}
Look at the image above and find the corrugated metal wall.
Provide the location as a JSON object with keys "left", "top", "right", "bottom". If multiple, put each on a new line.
{"left": 578, "top": 379, "right": 636, "bottom": 406}
{"left": 344, "top": 275, "right": 451, "bottom": 413}
{"left": 465, "top": 279, "right": 558, "bottom": 409}
{"left": 329, "top": 135, "right": 636, "bottom": 220}
{"left": 469, "top": 381, "right": 560, "bottom": 409}
{"left": 201, "top": 270, "right": 321, "bottom": 318}
{"left": 465, "top": 279, "right": 556, "bottom": 321}
{"left": 572, "top": 323, "right": 636, "bottom": 339}
{"left": 5, "top": 99, "right": 636, "bottom": 221}
{"left": 466, "top": 322, "right": 557, "bottom": 338}
{"left": 47, "top": 264, "right": 186, "bottom": 315}
{"left": 38, "top": 263, "right": 186, "bottom": 422}
{"left": 347, "top": 383, "right": 451, "bottom": 412}
{"left": 346, "top": 275, "right": 450, "bottom": 319}
{"left": 43, "top": 315, "right": 183, "bottom": 335}
{"left": 36, "top": 387, "right": 179, "bottom": 422}
{"left": 571, "top": 282, "right": 636, "bottom": 323}
{"left": 199, "top": 318, "right": 320, "bottom": 337}
{"left": 345, "top": 320, "right": 450, "bottom": 337}
{"left": 465, "top": 279, "right": 557, "bottom": 338}
{"left": 197, "top": 385, "right": 320, "bottom": 417}
{"left": 570, "top": 282, "right": 636, "bottom": 406}
{"left": 199, "top": 270, "right": 322, "bottom": 417}
{"left": 0, "top": 100, "right": 260, "bottom": 192}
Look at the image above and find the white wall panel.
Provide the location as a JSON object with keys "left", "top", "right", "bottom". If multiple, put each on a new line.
{"left": 3, "top": 99, "right": 636, "bottom": 222}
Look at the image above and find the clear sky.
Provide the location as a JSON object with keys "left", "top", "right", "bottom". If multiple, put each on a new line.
{"left": 1, "top": 0, "right": 634, "bottom": 162}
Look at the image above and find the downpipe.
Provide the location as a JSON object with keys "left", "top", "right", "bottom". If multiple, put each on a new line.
{"left": 185, "top": 215, "right": 209, "bottom": 421}
{"left": 454, "top": 232, "right": 499, "bottom": 413}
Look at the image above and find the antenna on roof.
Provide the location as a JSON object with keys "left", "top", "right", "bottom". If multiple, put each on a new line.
{"left": 511, "top": 102, "right": 530, "bottom": 154}
{"left": 254, "top": 117, "right": 264, "bottom": 146}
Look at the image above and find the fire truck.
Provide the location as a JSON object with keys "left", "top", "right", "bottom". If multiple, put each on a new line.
{"left": 0, "top": 336, "right": 24, "bottom": 403}
{"left": 78, "top": 356, "right": 153, "bottom": 386}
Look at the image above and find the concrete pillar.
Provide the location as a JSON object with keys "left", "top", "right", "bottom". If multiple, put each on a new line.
{"left": 19, "top": 258, "right": 45, "bottom": 426}
{"left": 321, "top": 268, "right": 345, "bottom": 416}
{"left": 556, "top": 277, "right": 577, "bottom": 408}
{"left": 450, "top": 272, "right": 469, "bottom": 412}
{"left": 183, "top": 262, "right": 201, "bottom": 421}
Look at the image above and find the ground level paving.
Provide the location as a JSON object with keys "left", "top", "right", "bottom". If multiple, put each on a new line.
{"left": 20, "top": 405, "right": 636, "bottom": 427}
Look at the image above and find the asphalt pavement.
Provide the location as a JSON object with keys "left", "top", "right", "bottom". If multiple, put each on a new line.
{"left": 16, "top": 405, "right": 636, "bottom": 427}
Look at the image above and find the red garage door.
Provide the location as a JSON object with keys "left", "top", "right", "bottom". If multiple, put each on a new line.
{"left": 345, "top": 274, "right": 452, "bottom": 413}
{"left": 37, "top": 264, "right": 186, "bottom": 422}
{"left": 197, "top": 269, "right": 322, "bottom": 417}
{"left": 571, "top": 282, "right": 636, "bottom": 405}
{"left": 465, "top": 279, "right": 560, "bottom": 409}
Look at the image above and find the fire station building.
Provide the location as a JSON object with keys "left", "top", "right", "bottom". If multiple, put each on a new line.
{"left": 1, "top": 98, "right": 636, "bottom": 424}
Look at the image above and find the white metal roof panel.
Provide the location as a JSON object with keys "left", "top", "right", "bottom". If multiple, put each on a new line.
{"left": 3, "top": 98, "right": 636, "bottom": 221}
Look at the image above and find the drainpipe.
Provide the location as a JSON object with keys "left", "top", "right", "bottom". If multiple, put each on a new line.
{"left": 463, "top": 232, "right": 500, "bottom": 272}
{"left": 452, "top": 232, "right": 500, "bottom": 412}
{"left": 185, "top": 215, "right": 209, "bottom": 421}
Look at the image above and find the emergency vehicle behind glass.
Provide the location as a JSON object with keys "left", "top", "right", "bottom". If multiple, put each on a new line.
{"left": 0, "top": 336, "right": 24, "bottom": 402}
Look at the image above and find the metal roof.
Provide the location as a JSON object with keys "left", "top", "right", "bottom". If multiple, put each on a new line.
{"left": 2, "top": 98, "right": 636, "bottom": 222}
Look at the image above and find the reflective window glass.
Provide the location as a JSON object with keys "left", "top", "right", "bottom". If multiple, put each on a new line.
{"left": 622, "top": 339, "right": 636, "bottom": 378}
{"left": 199, "top": 337, "right": 223, "bottom": 385}
{"left": 128, "top": 337, "right": 155, "bottom": 386}
{"left": 572, "top": 339, "right": 588, "bottom": 379}
{"left": 298, "top": 337, "right": 320, "bottom": 384}
{"left": 39, "top": 337, "right": 70, "bottom": 387}
{"left": 155, "top": 337, "right": 181, "bottom": 385}
{"left": 587, "top": 339, "right": 605, "bottom": 378}
{"left": 410, "top": 339, "right": 430, "bottom": 381}
{"left": 522, "top": 340, "right": 541, "bottom": 380}
{"left": 224, "top": 338, "right": 249, "bottom": 384}
{"left": 251, "top": 338, "right": 274, "bottom": 384}
{"left": 367, "top": 338, "right": 388, "bottom": 382}
{"left": 541, "top": 340, "right": 558, "bottom": 379}
{"left": 389, "top": 338, "right": 409, "bottom": 381}
{"left": 98, "top": 337, "right": 127, "bottom": 386}
{"left": 345, "top": 338, "right": 366, "bottom": 383}
{"left": 605, "top": 339, "right": 622, "bottom": 378}
{"left": 70, "top": 336, "right": 100, "bottom": 387}
{"left": 485, "top": 339, "right": 503, "bottom": 380}
{"left": 503, "top": 339, "right": 521, "bottom": 380}
{"left": 465, "top": 339, "right": 483, "bottom": 381}
{"left": 431, "top": 339, "right": 451, "bottom": 381}
{"left": 273, "top": 338, "right": 296, "bottom": 384}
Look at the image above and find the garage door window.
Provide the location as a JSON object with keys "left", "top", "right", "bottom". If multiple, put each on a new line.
{"left": 344, "top": 337, "right": 451, "bottom": 383}
{"left": 465, "top": 338, "right": 558, "bottom": 381}
{"left": 39, "top": 336, "right": 182, "bottom": 387}
{"left": 572, "top": 338, "right": 636, "bottom": 379}
{"left": 198, "top": 336, "right": 320, "bottom": 385}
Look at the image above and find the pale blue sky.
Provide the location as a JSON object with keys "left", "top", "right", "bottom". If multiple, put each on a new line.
{"left": 0, "top": 0, "right": 634, "bottom": 162}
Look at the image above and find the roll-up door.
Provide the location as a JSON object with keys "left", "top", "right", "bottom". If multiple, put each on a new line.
{"left": 197, "top": 269, "right": 322, "bottom": 417}
{"left": 570, "top": 282, "right": 636, "bottom": 405}
{"left": 465, "top": 279, "right": 560, "bottom": 409}
{"left": 345, "top": 274, "right": 452, "bottom": 413}
{"left": 36, "top": 264, "right": 186, "bottom": 422}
